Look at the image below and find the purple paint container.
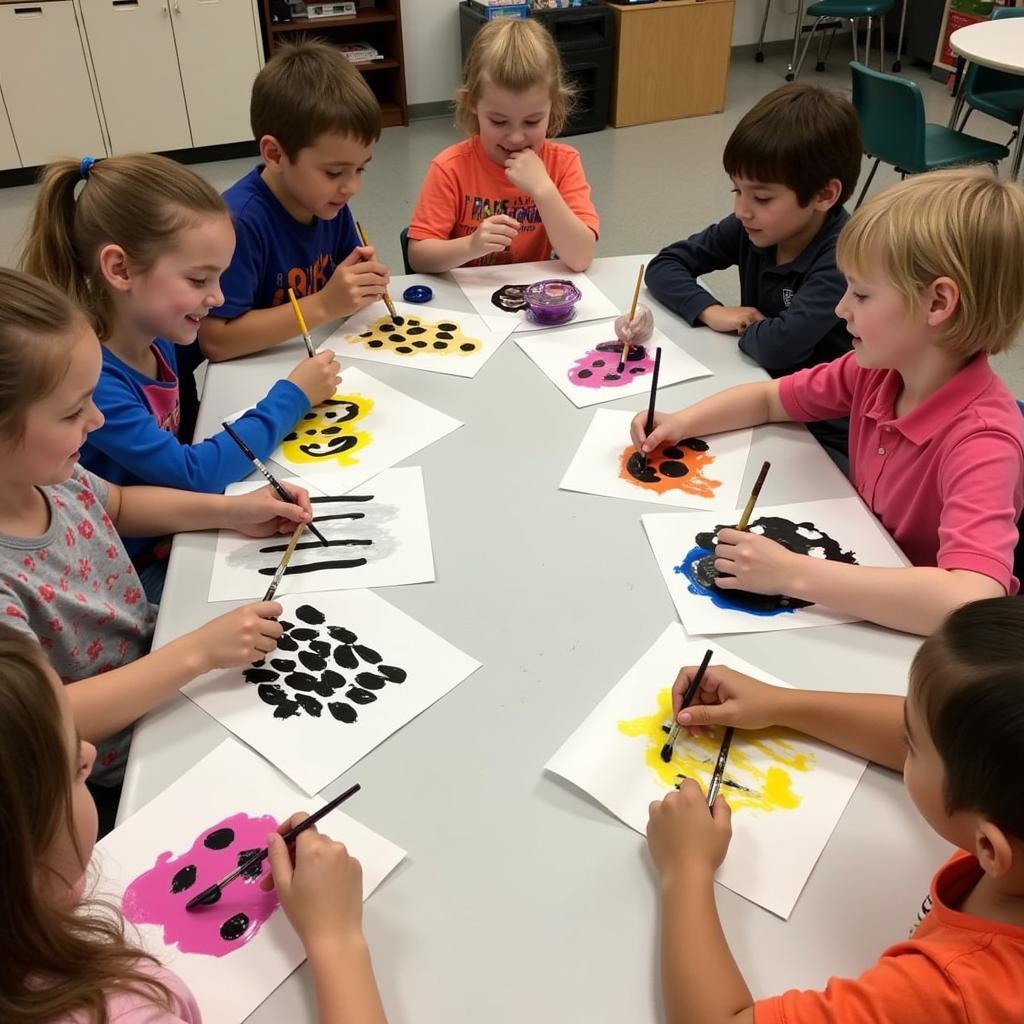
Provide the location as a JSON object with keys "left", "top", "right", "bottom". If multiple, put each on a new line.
{"left": 524, "top": 279, "right": 581, "bottom": 326}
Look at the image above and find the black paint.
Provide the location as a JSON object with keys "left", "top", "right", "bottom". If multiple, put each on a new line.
{"left": 625, "top": 437, "right": 710, "bottom": 486}
{"left": 170, "top": 864, "right": 197, "bottom": 893}
{"left": 204, "top": 828, "right": 235, "bottom": 850}
{"left": 220, "top": 913, "right": 250, "bottom": 941}
{"left": 296, "top": 606, "right": 325, "bottom": 626}
{"left": 237, "top": 849, "right": 264, "bottom": 880}
{"left": 490, "top": 284, "right": 529, "bottom": 312}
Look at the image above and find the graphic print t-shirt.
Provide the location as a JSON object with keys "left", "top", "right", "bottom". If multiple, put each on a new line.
{"left": 408, "top": 136, "right": 599, "bottom": 267}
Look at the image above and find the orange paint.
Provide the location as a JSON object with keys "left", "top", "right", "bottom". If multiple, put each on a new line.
{"left": 618, "top": 441, "right": 721, "bottom": 498}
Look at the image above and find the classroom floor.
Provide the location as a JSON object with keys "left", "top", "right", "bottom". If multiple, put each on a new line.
{"left": 2, "top": 50, "right": 1022, "bottom": 387}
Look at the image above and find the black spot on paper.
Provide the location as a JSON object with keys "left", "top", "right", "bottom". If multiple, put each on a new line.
{"left": 296, "top": 605, "right": 325, "bottom": 625}
{"left": 170, "top": 864, "right": 196, "bottom": 893}
{"left": 237, "top": 850, "right": 263, "bottom": 880}
{"left": 204, "top": 828, "right": 234, "bottom": 850}
{"left": 220, "top": 913, "right": 250, "bottom": 941}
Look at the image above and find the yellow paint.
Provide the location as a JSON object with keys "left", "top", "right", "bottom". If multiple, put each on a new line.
{"left": 617, "top": 688, "right": 813, "bottom": 813}
{"left": 281, "top": 394, "right": 374, "bottom": 468}
{"left": 345, "top": 314, "right": 481, "bottom": 357}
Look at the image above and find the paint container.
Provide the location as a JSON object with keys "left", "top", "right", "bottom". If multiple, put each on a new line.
{"left": 524, "top": 279, "right": 581, "bottom": 326}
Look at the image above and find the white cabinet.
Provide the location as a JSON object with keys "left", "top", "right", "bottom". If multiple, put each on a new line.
{"left": 0, "top": 0, "right": 105, "bottom": 168}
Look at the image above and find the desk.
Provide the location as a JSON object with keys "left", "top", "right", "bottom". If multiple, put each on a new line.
{"left": 948, "top": 17, "right": 1024, "bottom": 179}
{"left": 121, "top": 256, "right": 945, "bottom": 1024}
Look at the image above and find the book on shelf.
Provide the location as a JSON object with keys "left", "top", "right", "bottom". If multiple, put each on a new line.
{"left": 338, "top": 41, "right": 384, "bottom": 62}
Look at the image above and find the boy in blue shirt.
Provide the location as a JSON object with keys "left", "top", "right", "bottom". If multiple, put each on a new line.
{"left": 201, "top": 40, "right": 392, "bottom": 361}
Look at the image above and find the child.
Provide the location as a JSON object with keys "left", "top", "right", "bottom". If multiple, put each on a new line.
{"left": 407, "top": 19, "right": 599, "bottom": 274}
{"left": 200, "top": 40, "right": 391, "bottom": 361}
{"left": 0, "top": 267, "right": 310, "bottom": 808}
{"left": 0, "top": 622, "right": 390, "bottom": 1024}
{"left": 632, "top": 170, "right": 1024, "bottom": 636}
{"left": 648, "top": 595, "right": 1024, "bottom": 1023}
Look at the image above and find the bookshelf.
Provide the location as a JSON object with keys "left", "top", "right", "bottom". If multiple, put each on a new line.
{"left": 260, "top": 0, "right": 408, "bottom": 127}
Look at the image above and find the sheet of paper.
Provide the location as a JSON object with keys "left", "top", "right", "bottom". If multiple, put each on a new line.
{"left": 642, "top": 496, "right": 910, "bottom": 635}
{"left": 94, "top": 740, "right": 405, "bottom": 1023}
{"left": 451, "top": 260, "right": 620, "bottom": 333}
{"left": 560, "top": 408, "right": 752, "bottom": 511}
{"left": 324, "top": 301, "right": 513, "bottom": 378}
{"left": 183, "top": 590, "right": 481, "bottom": 795}
{"left": 208, "top": 468, "right": 434, "bottom": 602}
{"left": 546, "top": 623, "right": 867, "bottom": 919}
{"left": 515, "top": 321, "right": 711, "bottom": 408}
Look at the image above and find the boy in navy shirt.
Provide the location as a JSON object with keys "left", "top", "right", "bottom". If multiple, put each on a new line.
{"left": 201, "top": 40, "right": 392, "bottom": 360}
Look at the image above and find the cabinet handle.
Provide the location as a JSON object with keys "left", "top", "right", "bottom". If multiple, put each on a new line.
{"left": 112, "top": 0, "right": 140, "bottom": 6}
{"left": 14, "top": 6, "right": 44, "bottom": 13}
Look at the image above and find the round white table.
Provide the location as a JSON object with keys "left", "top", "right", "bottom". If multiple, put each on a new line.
{"left": 948, "top": 16, "right": 1024, "bottom": 180}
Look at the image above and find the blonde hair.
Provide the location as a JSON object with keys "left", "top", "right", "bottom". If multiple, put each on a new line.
{"left": 20, "top": 153, "right": 227, "bottom": 340}
{"left": 837, "top": 170, "right": 1024, "bottom": 358}
{"left": 455, "top": 19, "right": 575, "bottom": 137}
{"left": 0, "top": 267, "right": 88, "bottom": 444}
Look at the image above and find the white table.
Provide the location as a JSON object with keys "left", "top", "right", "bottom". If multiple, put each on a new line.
{"left": 948, "top": 17, "right": 1024, "bottom": 180}
{"left": 121, "top": 257, "right": 946, "bottom": 1024}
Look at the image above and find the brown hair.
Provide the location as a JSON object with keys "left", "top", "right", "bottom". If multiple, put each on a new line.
{"left": 20, "top": 153, "right": 227, "bottom": 340}
{"left": 455, "top": 19, "right": 575, "bottom": 137}
{"left": 723, "top": 83, "right": 862, "bottom": 206}
{"left": 836, "top": 170, "right": 1024, "bottom": 358}
{"left": 251, "top": 39, "right": 383, "bottom": 157}
{"left": 0, "top": 267, "right": 89, "bottom": 444}
{"left": 0, "top": 624, "right": 171, "bottom": 1024}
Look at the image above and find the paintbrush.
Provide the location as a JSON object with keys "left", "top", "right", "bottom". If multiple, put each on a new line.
{"left": 287, "top": 287, "right": 317, "bottom": 358}
{"left": 617, "top": 262, "right": 645, "bottom": 373}
{"left": 221, "top": 421, "right": 328, "bottom": 547}
{"left": 185, "top": 782, "right": 361, "bottom": 911}
{"left": 355, "top": 221, "right": 399, "bottom": 322}
{"left": 660, "top": 647, "right": 714, "bottom": 763}
{"left": 706, "top": 727, "right": 735, "bottom": 808}
{"left": 635, "top": 346, "right": 662, "bottom": 472}
{"left": 736, "top": 460, "right": 771, "bottom": 532}
{"left": 263, "top": 522, "right": 305, "bottom": 601}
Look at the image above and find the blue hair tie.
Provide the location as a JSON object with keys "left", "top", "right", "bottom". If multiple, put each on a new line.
{"left": 79, "top": 156, "right": 96, "bottom": 181}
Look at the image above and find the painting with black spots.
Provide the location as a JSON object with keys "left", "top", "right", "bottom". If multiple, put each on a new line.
{"left": 491, "top": 284, "right": 529, "bottom": 312}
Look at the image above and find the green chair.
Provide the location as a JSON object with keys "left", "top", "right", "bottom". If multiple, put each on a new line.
{"left": 850, "top": 61, "right": 1010, "bottom": 207}
{"left": 793, "top": 0, "right": 894, "bottom": 81}
{"left": 400, "top": 226, "right": 412, "bottom": 275}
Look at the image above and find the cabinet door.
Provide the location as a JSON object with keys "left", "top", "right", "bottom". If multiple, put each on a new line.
{"left": 171, "top": 0, "right": 261, "bottom": 148}
{"left": 0, "top": 1, "right": 105, "bottom": 166}
{"left": 79, "top": 0, "right": 192, "bottom": 153}
{"left": 0, "top": 90, "right": 20, "bottom": 170}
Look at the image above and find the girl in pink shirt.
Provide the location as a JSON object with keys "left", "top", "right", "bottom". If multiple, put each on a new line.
{"left": 632, "top": 171, "right": 1024, "bottom": 636}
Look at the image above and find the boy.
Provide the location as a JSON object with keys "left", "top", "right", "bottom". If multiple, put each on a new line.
{"left": 633, "top": 171, "right": 1024, "bottom": 637}
{"left": 648, "top": 596, "right": 1024, "bottom": 1023}
{"left": 200, "top": 41, "right": 390, "bottom": 361}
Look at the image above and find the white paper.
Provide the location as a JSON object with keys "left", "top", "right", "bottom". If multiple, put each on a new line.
{"left": 208, "top": 468, "right": 435, "bottom": 602}
{"left": 242, "top": 366, "right": 461, "bottom": 493}
{"left": 183, "top": 590, "right": 481, "bottom": 795}
{"left": 515, "top": 321, "right": 711, "bottom": 408}
{"left": 546, "top": 623, "right": 867, "bottom": 919}
{"left": 323, "top": 301, "right": 513, "bottom": 378}
{"left": 560, "top": 408, "right": 752, "bottom": 511}
{"left": 451, "top": 260, "right": 620, "bottom": 333}
{"left": 642, "top": 496, "right": 911, "bottom": 635}
{"left": 94, "top": 740, "right": 405, "bottom": 1024}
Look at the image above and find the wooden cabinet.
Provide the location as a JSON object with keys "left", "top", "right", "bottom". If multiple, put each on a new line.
{"left": 606, "top": 0, "right": 736, "bottom": 127}
{"left": 0, "top": 0, "right": 105, "bottom": 167}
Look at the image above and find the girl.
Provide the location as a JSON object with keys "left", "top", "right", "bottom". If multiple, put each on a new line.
{"left": 21, "top": 154, "right": 340, "bottom": 588}
{"left": 0, "top": 623, "right": 389, "bottom": 1024}
{"left": 407, "top": 19, "right": 599, "bottom": 273}
{"left": 0, "top": 267, "right": 308, "bottom": 809}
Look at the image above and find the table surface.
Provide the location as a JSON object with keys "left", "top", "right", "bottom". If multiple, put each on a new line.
{"left": 121, "top": 255, "right": 947, "bottom": 1024}
{"left": 950, "top": 17, "right": 1024, "bottom": 73}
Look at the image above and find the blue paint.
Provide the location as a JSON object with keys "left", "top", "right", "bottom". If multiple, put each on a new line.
{"left": 673, "top": 545, "right": 796, "bottom": 618}
{"left": 402, "top": 285, "right": 433, "bottom": 304}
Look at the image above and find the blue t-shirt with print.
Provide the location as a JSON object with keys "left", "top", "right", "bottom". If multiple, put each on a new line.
{"left": 213, "top": 166, "right": 361, "bottom": 319}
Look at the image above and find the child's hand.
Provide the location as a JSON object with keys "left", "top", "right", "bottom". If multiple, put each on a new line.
{"left": 192, "top": 602, "right": 283, "bottom": 672}
{"left": 713, "top": 527, "right": 800, "bottom": 597}
{"left": 629, "top": 409, "right": 687, "bottom": 453}
{"left": 322, "top": 246, "right": 390, "bottom": 319}
{"left": 228, "top": 482, "right": 313, "bottom": 538}
{"left": 647, "top": 780, "right": 732, "bottom": 883}
{"left": 471, "top": 214, "right": 519, "bottom": 260}
{"left": 287, "top": 349, "right": 341, "bottom": 406}
{"left": 265, "top": 813, "right": 366, "bottom": 953}
{"left": 503, "top": 148, "right": 554, "bottom": 198}
{"left": 673, "top": 663, "right": 785, "bottom": 734}
{"left": 699, "top": 305, "right": 766, "bottom": 334}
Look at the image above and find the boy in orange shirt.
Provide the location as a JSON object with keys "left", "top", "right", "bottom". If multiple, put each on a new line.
{"left": 407, "top": 19, "right": 598, "bottom": 273}
{"left": 647, "top": 596, "right": 1024, "bottom": 1023}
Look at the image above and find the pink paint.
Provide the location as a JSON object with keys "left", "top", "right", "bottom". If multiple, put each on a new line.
{"left": 121, "top": 812, "right": 281, "bottom": 958}
{"left": 568, "top": 342, "right": 655, "bottom": 390}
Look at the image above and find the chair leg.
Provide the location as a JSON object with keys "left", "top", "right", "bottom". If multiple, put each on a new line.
{"left": 958, "top": 107, "right": 972, "bottom": 132}
{"left": 864, "top": 16, "right": 872, "bottom": 71}
{"left": 893, "top": 0, "right": 907, "bottom": 71}
{"left": 815, "top": 21, "right": 828, "bottom": 71}
{"left": 877, "top": 14, "right": 885, "bottom": 71}
{"left": 755, "top": 0, "right": 771, "bottom": 61}
{"left": 794, "top": 16, "right": 824, "bottom": 80}
{"left": 785, "top": 0, "right": 808, "bottom": 80}
{"left": 1011, "top": 120, "right": 1024, "bottom": 182}
{"left": 850, "top": 18, "right": 860, "bottom": 63}
{"left": 856, "top": 158, "right": 881, "bottom": 209}
{"left": 819, "top": 25, "right": 838, "bottom": 71}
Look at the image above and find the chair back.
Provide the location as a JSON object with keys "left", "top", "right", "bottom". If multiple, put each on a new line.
{"left": 850, "top": 61, "right": 927, "bottom": 171}
{"left": 400, "top": 226, "right": 413, "bottom": 275}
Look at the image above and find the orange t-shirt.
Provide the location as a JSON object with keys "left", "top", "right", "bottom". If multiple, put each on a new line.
{"left": 407, "top": 135, "right": 599, "bottom": 268}
{"left": 755, "top": 851, "right": 1024, "bottom": 1024}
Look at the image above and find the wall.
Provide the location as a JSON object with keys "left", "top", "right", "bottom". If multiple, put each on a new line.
{"left": 402, "top": 0, "right": 803, "bottom": 108}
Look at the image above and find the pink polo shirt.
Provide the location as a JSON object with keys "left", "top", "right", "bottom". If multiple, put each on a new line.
{"left": 779, "top": 351, "right": 1024, "bottom": 593}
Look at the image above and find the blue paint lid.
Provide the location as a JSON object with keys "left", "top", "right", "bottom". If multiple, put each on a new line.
{"left": 402, "top": 285, "right": 433, "bottom": 304}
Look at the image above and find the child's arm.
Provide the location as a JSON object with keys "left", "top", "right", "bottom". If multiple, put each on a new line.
{"left": 408, "top": 217, "right": 520, "bottom": 273}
